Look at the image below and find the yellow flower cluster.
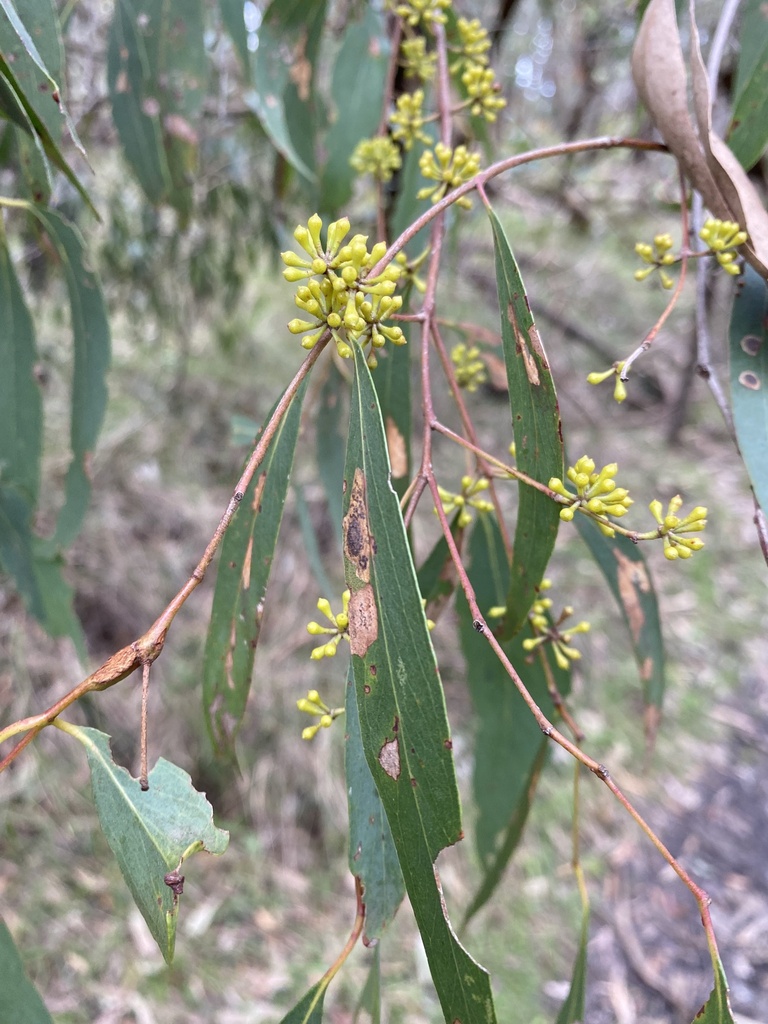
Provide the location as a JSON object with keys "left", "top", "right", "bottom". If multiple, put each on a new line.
{"left": 586, "top": 360, "right": 627, "bottom": 404}
{"left": 390, "top": 89, "right": 432, "bottom": 150}
{"left": 699, "top": 218, "right": 746, "bottom": 276}
{"left": 649, "top": 496, "right": 707, "bottom": 560}
{"left": 549, "top": 456, "right": 633, "bottom": 537}
{"left": 451, "top": 343, "right": 487, "bottom": 391}
{"left": 297, "top": 689, "right": 344, "bottom": 741}
{"left": 389, "top": 0, "right": 451, "bottom": 28}
{"left": 634, "top": 233, "right": 677, "bottom": 289}
{"left": 437, "top": 476, "right": 494, "bottom": 528}
{"left": 350, "top": 136, "right": 402, "bottom": 183}
{"left": 306, "top": 591, "right": 351, "bottom": 660}
{"left": 522, "top": 583, "right": 591, "bottom": 671}
{"left": 418, "top": 143, "right": 481, "bottom": 208}
{"left": 282, "top": 215, "right": 405, "bottom": 369}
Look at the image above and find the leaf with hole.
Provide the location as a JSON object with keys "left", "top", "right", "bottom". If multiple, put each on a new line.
{"left": 71, "top": 726, "right": 228, "bottom": 964}
{"left": 730, "top": 264, "right": 768, "bottom": 515}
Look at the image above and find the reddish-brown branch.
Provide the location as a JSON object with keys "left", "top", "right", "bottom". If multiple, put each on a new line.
{"left": 0, "top": 337, "right": 328, "bottom": 772}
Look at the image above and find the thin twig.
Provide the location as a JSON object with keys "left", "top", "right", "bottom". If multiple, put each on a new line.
{"left": 0, "top": 337, "right": 329, "bottom": 772}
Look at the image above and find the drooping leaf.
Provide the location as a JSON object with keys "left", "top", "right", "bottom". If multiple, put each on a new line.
{"left": 728, "top": 0, "right": 768, "bottom": 170}
{"left": 574, "top": 515, "right": 665, "bottom": 744}
{"left": 279, "top": 980, "right": 326, "bottom": 1024}
{"left": 0, "top": 230, "right": 41, "bottom": 507}
{"left": 486, "top": 204, "right": 562, "bottom": 637}
{"left": 0, "top": 0, "right": 93, "bottom": 212}
{"left": 0, "top": 917, "right": 53, "bottom": 1024}
{"left": 0, "top": 0, "right": 62, "bottom": 135}
{"left": 459, "top": 515, "right": 568, "bottom": 925}
{"left": 0, "top": 485, "right": 43, "bottom": 621}
{"left": 316, "top": 362, "right": 347, "bottom": 540}
{"left": 19, "top": 207, "right": 110, "bottom": 550}
{"left": 344, "top": 341, "right": 497, "bottom": 1024}
{"left": 293, "top": 481, "right": 334, "bottom": 597}
{"left": 730, "top": 267, "right": 768, "bottom": 516}
{"left": 345, "top": 660, "right": 405, "bottom": 943}
{"left": 319, "top": 4, "right": 389, "bottom": 213}
{"left": 691, "top": 958, "right": 735, "bottom": 1024}
{"left": 108, "top": 0, "right": 207, "bottom": 218}
{"left": 30, "top": 544, "right": 87, "bottom": 659}
{"left": 555, "top": 900, "right": 589, "bottom": 1024}
{"left": 203, "top": 380, "right": 308, "bottom": 756}
{"left": 248, "top": 0, "right": 327, "bottom": 184}
{"left": 72, "top": 726, "right": 229, "bottom": 964}
{"left": 353, "top": 947, "right": 382, "bottom": 1024}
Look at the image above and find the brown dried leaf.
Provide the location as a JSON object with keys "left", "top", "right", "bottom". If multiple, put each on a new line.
{"left": 631, "top": 0, "right": 722, "bottom": 204}
{"left": 688, "top": 4, "right": 768, "bottom": 279}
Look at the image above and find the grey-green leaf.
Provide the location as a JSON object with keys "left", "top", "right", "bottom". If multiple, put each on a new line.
{"left": 574, "top": 514, "right": 665, "bottom": 742}
{"left": 22, "top": 207, "right": 110, "bottom": 550}
{"left": 0, "top": 917, "right": 53, "bottom": 1024}
{"left": 344, "top": 341, "right": 497, "bottom": 1024}
{"left": 345, "top": 660, "right": 405, "bottom": 942}
{"left": 730, "top": 265, "right": 768, "bottom": 517}
{"left": 279, "top": 979, "right": 326, "bottom": 1024}
{"left": 248, "top": 0, "right": 327, "bottom": 183}
{"left": 319, "top": 4, "right": 389, "bottom": 213}
{"left": 728, "top": 0, "right": 768, "bottom": 170}
{"left": 74, "top": 726, "right": 229, "bottom": 964}
{"left": 0, "top": 231, "right": 41, "bottom": 506}
{"left": 486, "top": 203, "right": 563, "bottom": 638}
{"left": 203, "top": 380, "right": 307, "bottom": 755}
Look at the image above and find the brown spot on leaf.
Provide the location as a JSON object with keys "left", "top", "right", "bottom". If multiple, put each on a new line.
{"left": 739, "top": 370, "right": 761, "bottom": 390}
{"left": 385, "top": 416, "right": 408, "bottom": 478}
{"left": 363, "top": 684, "right": 371, "bottom": 694}
{"left": 741, "top": 334, "right": 762, "bottom": 356}
{"left": 163, "top": 113, "right": 199, "bottom": 145}
{"left": 378, "top": 738, "right": 400, "bottom": 779}
{"left": 241, "top": 537, "right": 253, "bottom": 590}
{"left": 507, "top": 301, "right": 543, "bottom": 385}
{"left": 343, "top": 468, "right": 372, "bottom": 582}
{"left": 369, "top": 664, "right": 377, "bottom": 676}
{"left": 640, "top": 656, "right": 653, "bottom": 681}
{"left": 613, "top": 550, "right": 650, "bottom": 643}
{"left": 444, "top": 738, "right": 453, "bottom": 749}
{"left": 349, "top": 585, "right": 378, "bottom": 656}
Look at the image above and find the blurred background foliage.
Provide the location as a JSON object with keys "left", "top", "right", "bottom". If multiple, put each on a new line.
{"left": 1, "top": 0, "right": 767, "bottom": 1021}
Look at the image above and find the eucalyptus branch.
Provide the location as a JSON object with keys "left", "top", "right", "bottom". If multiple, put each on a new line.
{"left": 0, "top": 337, "right": 328, "bottom": 772}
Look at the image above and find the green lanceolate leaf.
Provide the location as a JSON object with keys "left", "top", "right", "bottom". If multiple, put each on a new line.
{"left": 0, "top": 0, "right": 62, "bottom": 135}
{"left": 316, "top": 362, "right": 347, "bottom": 541}
{"left": 730, "top": 264, "right": 768, "bottom": 515}
{"left": 0, "top": 0, "right": 93, "bottom": 212}
{"left": 0, "top": 917, "right": 53, "bottom": 1024}
{"left": 727, "top": 0, "right": 768, "bottom": 170}
{"left": 344, "top": 341, "right": 497, "bottom": 1024}
{"left": 486, "top": 204, "right": 563, "bottom": 638}
{"left": 0, "top": 230, "right": 41, "bottom": 506}
{"left": 354, "top": 947, "right": 382, "bottom": 1024}
{"left": 108, "top": 0, "right": 207, "bottom": 217}
{"left": 459, "top": 515, "right": 568, "bottom": 925}
{"left": 70, "top": 726, "right": 228, "bottom": 965}
{"left": 416, "top": 516, "right": 462, "bottom": 623}
{"left": 692, "top": 958, "right": 735, "bottom": 1024}
{"left": 574, "top": 514, "right": 665, "bottom": 743}
{"left": 279, "top": 980, "right": 326, "bottom": 1024}
{"left": 249, "top": 0, "right": 327, "bottom": 184}
{"left": 0, "top": 485, "right": 43, "bottom": 621}
{"left": 319, "top": 4, "right": 389, "bottom": 213}
{"left": 21, "top": 207, "right": 110, "bottom": 550}
{"left": 203, "top": 380, "right": 308, "bottom": 756}
{"left": 345, "top": 660, "right": 405, "bottom": 942}
{"left": 555, "top": 902, "right": 589, "bottom": 1024}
